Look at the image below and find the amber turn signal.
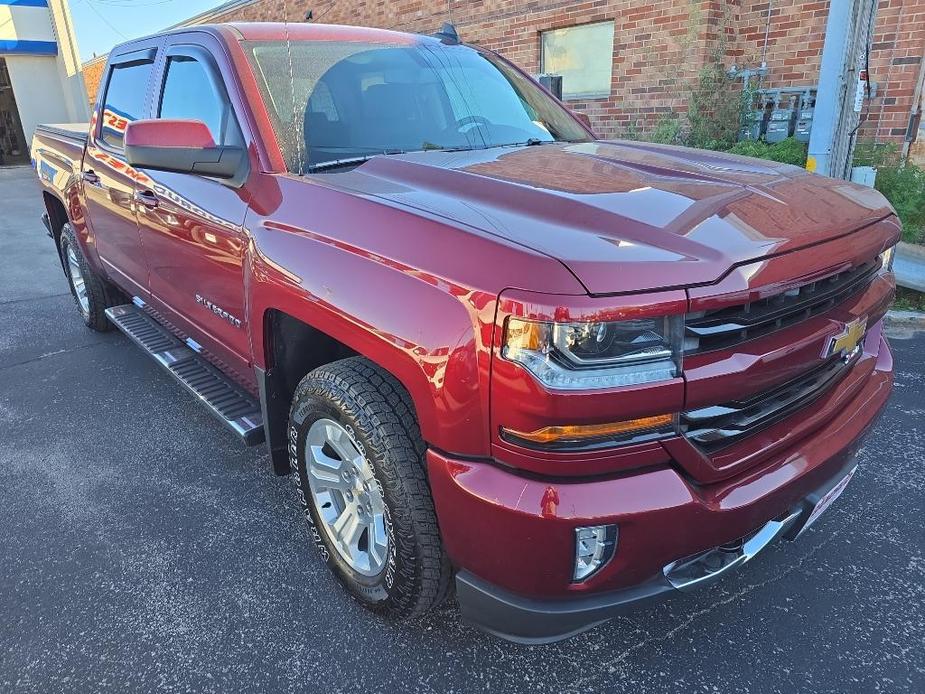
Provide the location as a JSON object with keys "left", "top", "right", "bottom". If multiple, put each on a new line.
{"left": 502, "top": 414, "right": 675, "bottom": 445}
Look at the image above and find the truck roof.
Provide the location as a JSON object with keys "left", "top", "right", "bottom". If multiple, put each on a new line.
{"left": 110, "top": 22, "right": 430, "bottom": 54}
{"left": 224, "top": 22, "right": 425, "bottom": 45}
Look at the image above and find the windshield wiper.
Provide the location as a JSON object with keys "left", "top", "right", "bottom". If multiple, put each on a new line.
{"left": 305, "top": 150, "right": 406, "bottom": 173}
{"left": 305, "top": 155, "right": 378, "bottom": 173}
{"left": 305, "top": 139, "right": 563, "bottom": 172}
{"left": 497, "top": 138, "right": 557, "bottom": 148}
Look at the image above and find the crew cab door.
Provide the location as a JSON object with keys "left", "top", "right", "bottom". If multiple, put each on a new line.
{"left": 134, "top": 37, "right": 253, "bottom": 384}
{"left": 83, "top": 44, "right": 159, "bottom": 297}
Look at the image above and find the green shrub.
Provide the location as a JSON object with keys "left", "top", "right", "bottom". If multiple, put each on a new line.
{"left": 874, "top": 163, "right": 925, "bottom": 244}
{"left": 649, "top": 116, "right": 683, "bottom": 145}
{"left": 726, "top": 140, "right": 772, "bottom": 159}
{"left": 686, "top": 63, "right": 741, "bottom": 150}
{"left": 767, "top": 138, "right": 808, "bottom": 166}
{"left": 724, "top": 138, "right": 807, "bottom": 166}
{"left": 851, "top": 141, "right": 923, "bottom": 243}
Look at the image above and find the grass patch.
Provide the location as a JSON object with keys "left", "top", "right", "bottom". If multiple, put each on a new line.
{"left": 893, "top": 287, "right": 925, "bottom": 312}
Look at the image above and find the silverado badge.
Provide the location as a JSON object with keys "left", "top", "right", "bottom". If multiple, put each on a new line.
{"left": 195, "top": 294, "right": 243, "bottom": 329}
{"left": 825, "top": 316, "right": 867, "bottom": 360}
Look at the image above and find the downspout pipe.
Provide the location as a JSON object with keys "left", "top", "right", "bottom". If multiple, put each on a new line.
{"left": 901, "top": 51, "right": 925, "bottom": 160}
{"left": 807, "top": 1, "right": 855, "bottom": 178}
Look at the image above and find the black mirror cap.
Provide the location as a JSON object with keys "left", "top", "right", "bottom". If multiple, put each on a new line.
{"left": 125, "top": 144, "right": 247, "bottom": 186}
{"left": 434, "top": 22, "right": 460, "bottom": 44}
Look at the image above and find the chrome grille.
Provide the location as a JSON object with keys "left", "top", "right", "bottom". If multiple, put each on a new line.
{"left": 681, "top": 354, "right": 857, "bottom": 452}
{"left": 685, "top": 259, "right": 880, "bottom": 354}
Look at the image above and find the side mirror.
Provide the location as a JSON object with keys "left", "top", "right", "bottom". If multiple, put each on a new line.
{"left": 572, "top": 110, "right": 594, "bottom": 132}
{"left": 124, "top": 119, "right": 245, "bottom": 181}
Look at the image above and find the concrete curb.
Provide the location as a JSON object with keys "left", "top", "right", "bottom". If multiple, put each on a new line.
{"left": 897, "top": 241, "right": 925, "bottom": 260}
{"left": 894, "top": 243, "right": 925, "bottom": 292}
{"left": 885, "top": 309, "right": 925, "bottom": 328}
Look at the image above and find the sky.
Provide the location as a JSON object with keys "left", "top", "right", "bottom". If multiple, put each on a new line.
{"left": 69, "top": 0, "right": 228, "bottom": 62}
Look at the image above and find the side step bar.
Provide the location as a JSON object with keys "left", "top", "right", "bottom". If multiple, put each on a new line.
{"left": 105, "top": 304, "right": 265, "bottom": 446}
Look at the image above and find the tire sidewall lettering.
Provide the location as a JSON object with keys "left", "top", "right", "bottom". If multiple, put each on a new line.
{"left": 289, "top": 396, "right": 397, "bottom": 605}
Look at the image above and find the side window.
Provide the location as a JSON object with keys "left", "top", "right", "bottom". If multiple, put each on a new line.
{"left": 159, "top": 56, "right": 234, "bottom": 145}
{"left": 100, "top": 60, "right": 154, "bottom": 149}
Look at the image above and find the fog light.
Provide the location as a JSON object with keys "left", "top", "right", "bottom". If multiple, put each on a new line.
{"left": 574, "top": 525, "right": 618, "bottom": 582}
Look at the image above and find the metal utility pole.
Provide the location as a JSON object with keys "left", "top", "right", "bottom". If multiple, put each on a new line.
{"left": 807, "top": 0, "right": 878, "bottom": 179}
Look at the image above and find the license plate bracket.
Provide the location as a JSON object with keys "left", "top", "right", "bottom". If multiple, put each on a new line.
{"left": 794, "top": 466, "right": 857, "bottom": 538}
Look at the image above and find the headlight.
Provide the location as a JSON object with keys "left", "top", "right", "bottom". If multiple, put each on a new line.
{"left": 879, "top": 245, "right": 896, "bottom": 272}
{"left": 503, "top": 315, "right": 683, "bottom": 390}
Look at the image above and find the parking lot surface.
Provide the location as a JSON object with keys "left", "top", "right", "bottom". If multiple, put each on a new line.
{"left": 1, "top": 165, "right": 923, "bottom": 693}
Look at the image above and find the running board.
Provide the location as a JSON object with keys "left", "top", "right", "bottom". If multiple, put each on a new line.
{"left": 105, "top": 304, "right": 265, "bottom": 446}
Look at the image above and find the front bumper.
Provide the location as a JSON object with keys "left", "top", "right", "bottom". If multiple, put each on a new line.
{"left": 454, "top": 465, "right": 850, "bottom": 644}
{"left": 427, "top": 337, "right": 893, "bottom": 643}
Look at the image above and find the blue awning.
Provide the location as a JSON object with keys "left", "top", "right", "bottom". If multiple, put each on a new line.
{"left": 0, "top": 39, "right": 57, "bottom": 55}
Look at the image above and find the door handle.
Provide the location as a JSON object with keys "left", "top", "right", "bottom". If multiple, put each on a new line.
{"left": 134, "top": 189, "right": 159, "bottom": 210}
{"left": 82, "top": 169, "right": 100, "bottom": 186}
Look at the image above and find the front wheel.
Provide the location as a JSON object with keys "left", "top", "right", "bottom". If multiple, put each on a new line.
{"left": 288, "top": 357, "right": 452, "bottom": 618}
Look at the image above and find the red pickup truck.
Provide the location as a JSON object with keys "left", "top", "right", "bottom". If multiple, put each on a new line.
{"left": 32, "top": 22, "right": 898, "bottom": 643}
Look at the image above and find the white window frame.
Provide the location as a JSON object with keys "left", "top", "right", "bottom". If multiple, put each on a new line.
{"left": 540, "top": 21, "right": 615, "bottom": 101}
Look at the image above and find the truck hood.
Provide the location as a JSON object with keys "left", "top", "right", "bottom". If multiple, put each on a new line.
{"left": 326, "top": 140, "right": 893, "bottom": 294}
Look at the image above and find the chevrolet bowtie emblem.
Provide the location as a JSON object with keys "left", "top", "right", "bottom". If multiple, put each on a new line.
{"left": 825, "top": 316, "right": 867, "bottom": 359}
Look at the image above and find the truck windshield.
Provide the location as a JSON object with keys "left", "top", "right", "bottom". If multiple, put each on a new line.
{"left": 243, "top": 39, "right": 593, "bottom": 173}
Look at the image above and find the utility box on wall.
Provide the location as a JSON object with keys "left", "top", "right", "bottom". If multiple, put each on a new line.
{"left": 795, "top": 97, "right": 816, "bottom": 143}
{"left": 739, "top": 88, "right": 817, "bottom": 144}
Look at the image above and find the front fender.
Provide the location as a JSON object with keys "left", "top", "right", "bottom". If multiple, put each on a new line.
{"left": 247, "top": 223, "right": 495, "bottom": 457}
{"left": 241, "top": 173, "right": 585, "bottom": 457}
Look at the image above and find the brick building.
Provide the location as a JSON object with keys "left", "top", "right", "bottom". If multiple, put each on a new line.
{"left": 82, "top": 0, "right": 924, "bottom": 155}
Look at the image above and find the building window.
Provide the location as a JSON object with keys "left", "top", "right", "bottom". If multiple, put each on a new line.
{"left": 541, "top": 21, "right": 615, "bottom": 100}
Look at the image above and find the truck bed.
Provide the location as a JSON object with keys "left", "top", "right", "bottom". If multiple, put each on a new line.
{"left": 35, "top": 123, "right": 89, "bottom": 144}
{"left": 32, "top": 123, "right": 89, "bottom": 199}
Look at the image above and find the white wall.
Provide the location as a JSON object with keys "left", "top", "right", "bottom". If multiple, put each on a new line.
{"left": 48, "top": 0, "right": 89, "bottom": 123}
{"left": 0, "top": 0, "right": 89, "bottom": 148}
{"left": 5, "top": 54, "right": 73, "bottom": 144}
{"left": 0, "top": 4, "right": 57, "bottom": 44}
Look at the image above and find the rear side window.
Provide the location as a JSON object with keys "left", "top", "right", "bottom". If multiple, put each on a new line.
{"left": 101, "top": 60, "right": 153, "bottom": 149}
{"left": 159, "top": 56, "right": 234, "bottom": 145}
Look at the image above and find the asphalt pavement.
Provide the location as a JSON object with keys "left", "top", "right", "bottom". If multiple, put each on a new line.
{"left": 1, "top": 165, "right": 923, "bottom": 693}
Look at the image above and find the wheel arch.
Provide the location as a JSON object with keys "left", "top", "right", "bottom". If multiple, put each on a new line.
{"left": 258, "top": 309, "right": 362, "bottom": 475}
{"left": 41, "top": 185, "right": 101, "bottom": 276}
{"left": 42, "top": 191, "right": 70, "bottom": 268}
{"left": 254, "top": 288, "right": 491, "bottom": 476}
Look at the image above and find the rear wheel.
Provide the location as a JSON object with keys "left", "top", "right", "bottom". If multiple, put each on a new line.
{"left": 59, "top": 223, "right": 121, "bottom": 332}
{"left": 288, "top": 357, "right": 452, "bottom": 618}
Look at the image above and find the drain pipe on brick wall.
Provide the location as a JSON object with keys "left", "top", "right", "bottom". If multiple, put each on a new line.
{"left": 761, "top": 1, "right": 773, "bottom": 70}
{"left": 901, "top": 52, "right": 925, "bottom": 160}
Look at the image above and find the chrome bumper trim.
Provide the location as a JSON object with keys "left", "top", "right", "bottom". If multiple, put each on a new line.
{"left": 663, "top": 508, "right": 803, "bottom": 592}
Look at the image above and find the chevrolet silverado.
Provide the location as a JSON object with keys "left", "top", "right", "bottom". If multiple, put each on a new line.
{"left": 31, "top": 22, "right": 899, "bottom": 643}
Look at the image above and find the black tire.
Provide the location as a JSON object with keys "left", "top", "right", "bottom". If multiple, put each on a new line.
{"left": 288, "top": 357, "right": 452, "bottom": 619}
{"left": 58, "top": 223, "right": 122, "bottom": 332}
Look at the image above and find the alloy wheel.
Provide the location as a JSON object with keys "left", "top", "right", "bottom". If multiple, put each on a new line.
{"left": 304, "top": 418, "right": 389, "bottom": 576}
{"left": 65, "top": 244, "right": 90, "bottom": 315}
